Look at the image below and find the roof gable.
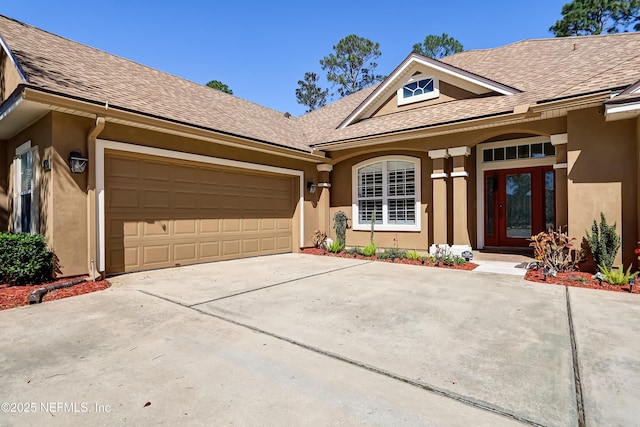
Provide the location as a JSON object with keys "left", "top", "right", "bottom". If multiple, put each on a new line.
{"left": 338, "top": 53, "right": 520, "bottom": 129}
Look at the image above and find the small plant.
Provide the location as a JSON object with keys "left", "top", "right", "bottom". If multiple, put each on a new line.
{"left": 586, "top": 213, "right": 621, "bottom": 271}
{"left": 0, "top": 232, "right": 59, "bottom": 285}
{"left": 378, "top": 247, "right": 408, "bottom": 261}
{"left": 327, "top": 240, "right": 344, "bottom": 254}
{"left": 406, "top": 250, "right": 421, "bottom": 260}
{"left": 529, "top": 227, "right": 582, "bottom": 273}
{"left": 567, "top": 274, "right": 588, "bottom": 283}
{"left": 361, "top": 242, "right": 377, "bottom": 257}
{"left": 311, "top": 230, "right": 328, "bottom": 249}
{"left": 421, "top": 255, "right": 436, "bottom": 264}
{"left": 598, "top": 263, "right": 638, "bottom": 286}
{"left": 333, "top": 211, "right": 348, "bottom": 247}
{"left": 344, "top": 246, "right": 360, "bottom": 257}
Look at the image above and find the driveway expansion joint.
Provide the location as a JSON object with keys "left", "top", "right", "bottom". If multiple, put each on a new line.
{"left": 139, "top": 288, "right": 550, "bottom": 427}
{"left": 188, "top": 261, "right": 374, "bottom": 307}
{"left": 565, "top": 286, "right": 586, "bottom": 427}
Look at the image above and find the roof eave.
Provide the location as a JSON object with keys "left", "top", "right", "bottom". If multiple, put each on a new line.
{"left": 22, "top": 86, "right": 326, "bottom": 162}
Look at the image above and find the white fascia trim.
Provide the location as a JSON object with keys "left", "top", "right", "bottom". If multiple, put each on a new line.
{"left": 430, "top": 172, "right": 448, "bottom": 179}
{"left": 95, "top": 139, "right": 306, "bottom": 272}
{"left": 450, "top": 171, "right": 469, "bottom": 178}
{"left": 605, "top": 102, "right": 640, "bottom": 118}
{"left": 339, "top": 56, "right": 516, "bottom": 129}
{"left": 553, "top": 163, "right": 568, "bottom": 169}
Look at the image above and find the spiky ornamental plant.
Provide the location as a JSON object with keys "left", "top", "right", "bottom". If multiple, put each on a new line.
{"left": 333, "top": 211, "right": 348, "bottom": 247}
{"left": 586, "top": 212, "right": 621, "bottom": 271}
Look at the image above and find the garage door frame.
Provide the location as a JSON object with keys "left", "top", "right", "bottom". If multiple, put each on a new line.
{"left": 95, "top": 139, "right": 305, "bottom": 273}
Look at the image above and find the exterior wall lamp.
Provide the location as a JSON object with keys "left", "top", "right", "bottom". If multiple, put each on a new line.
{"left": 69, "top": 150, "right": 88, "bottom": 173}
{"left": 307, "top": 181, "right": 317, "bottom": 194}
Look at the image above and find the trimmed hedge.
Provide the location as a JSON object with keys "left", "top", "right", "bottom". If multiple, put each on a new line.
{"left": 0, "top": 232, "right": 58, "bottom": 285}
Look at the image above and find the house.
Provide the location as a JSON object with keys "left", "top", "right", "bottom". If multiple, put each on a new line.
{"left": 1, "top": 15, "right": 639, "bottom": 277}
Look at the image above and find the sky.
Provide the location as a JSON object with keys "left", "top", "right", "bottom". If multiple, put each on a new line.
{"left": 2, "top": 1, "right": 568, "bottom": 117}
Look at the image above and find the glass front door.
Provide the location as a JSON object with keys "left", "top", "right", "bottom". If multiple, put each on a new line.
{"left": 484, "top": 167, "right": 554, "bottom": 247}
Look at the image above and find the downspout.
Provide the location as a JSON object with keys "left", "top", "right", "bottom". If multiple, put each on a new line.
{"left": 87, "top": 115, "right": 105, "bottom": 281}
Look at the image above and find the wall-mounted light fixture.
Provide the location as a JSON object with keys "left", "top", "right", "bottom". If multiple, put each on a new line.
{"left": 306, "top": 181, "right": 317, "bottom": 194}
{"left": 69, "top": 150, "right": 88, "bottom": 174}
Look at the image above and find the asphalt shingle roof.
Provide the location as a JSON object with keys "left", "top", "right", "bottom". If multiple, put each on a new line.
{"left": 2, "top": 15, "right": 640, "bottom": 150}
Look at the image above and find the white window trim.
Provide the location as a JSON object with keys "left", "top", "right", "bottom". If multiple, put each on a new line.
{"left": 352, "top": 155, "right": 421, "bottom": 232}
{"left": 13, "top": 141, "right": 39, "bottom": 233}
{"left": 475, "top": 136, "right": 556, "bottom": 249}
{"left": 95, "top": 139, "right": 305, "bottom": 273}
{"left": 397, "top": 73, "right": 440, "bottom": 106}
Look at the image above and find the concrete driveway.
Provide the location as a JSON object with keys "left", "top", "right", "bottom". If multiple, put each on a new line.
{"left": 1, "top": 254, "right": 639, "bottom": 426}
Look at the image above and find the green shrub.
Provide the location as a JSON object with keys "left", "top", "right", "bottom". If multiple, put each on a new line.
{"left": 378, "top": 247, "right": 407, "bottom": 260}
{"left": 344, "top": 246, "right": 360, "bottom": 256}
{"left": 0, "top": 232, "right": 58, "bottom": 285}
{"left": 327, "top": 240, "right": 344, "bottom": 254}
{"left": 598, "top": 263, "right": 638, "bottom": 286}
{"left": 406, "top": 250, "right": 421, "bottom": 260}
{"left": 361, "top": 242, "right": 377, "bottom": 257}
{"left": 586, "top": 213, "right": 621, "bottom": 271}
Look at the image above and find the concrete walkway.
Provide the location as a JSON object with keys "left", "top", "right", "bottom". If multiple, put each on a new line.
{"left": 1, "top": 253, "right": 639, "bottom": 426}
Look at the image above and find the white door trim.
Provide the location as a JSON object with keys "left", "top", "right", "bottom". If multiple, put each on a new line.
{"left": 95, "top": 139, "right": 305, "bottom": 273}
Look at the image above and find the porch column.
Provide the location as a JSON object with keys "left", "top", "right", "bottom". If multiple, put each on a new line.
{"left": 448, "top": 146, "right": 472, "bottom": 255}
{"left": 316, "top": 164, "right": 333, "bottom": 236}
{"left": 551, "top": 133, "right": 568, "bottom": 229}
{"left": 428, "top": 149, "right": 449, "bottom": 254}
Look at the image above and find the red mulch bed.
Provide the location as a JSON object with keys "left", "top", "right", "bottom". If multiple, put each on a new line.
{"left": 525, "top": 269, "right": 639, "bottom": 294}
{"left": 0, "top": 277, "right": 111, "bottom": 311}
{"left": 302, "top": 247, "right": 478, "bottom": 271}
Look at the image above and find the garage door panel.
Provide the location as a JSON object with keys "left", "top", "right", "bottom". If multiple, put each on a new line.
{"left": 173, "top": 191, "right": 198, "bottom": 209}
{"left": 243, "top": 239, "right": 260, "bottom": 254}
{"left": 105, "top": 151, "right": 294, "bottom": 274}
{"left": 174, "top": 219, "right": 197, "bottom": 235}
{"left": 173, "top": 165, "right": 198, "bottom": 183}
{"left": 108, "top": 157, "right": 139, "bottom": 179}
{"left": 200, "top": 219, "right": 221, "bottom": 234}
{"left": 174, "top": 243, "right": 197, "bottom": 263}
{"left": 143, "top": 245, "right": 170, "bottom": 265}
{"left": 223, "top": 240, "right": 241, "bottom": 257}
{"left": 200, "top": 241, "right": 221, "bottom": 258}
{"left": 143, "top": 161, "right": 171, "bottom": 182}
{"left": 108, "top": 187, "right": 140, "bottom": 209}
{"left": 143, "top": 190, "right": 171, "bottom": 209}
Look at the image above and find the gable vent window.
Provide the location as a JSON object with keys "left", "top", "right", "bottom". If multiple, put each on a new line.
{"left": 397, "top": 74, "right": 440, "bottom": 106}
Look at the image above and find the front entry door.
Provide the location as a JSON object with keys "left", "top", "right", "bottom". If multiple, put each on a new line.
{"left": 484, "top": 166, "right": 555, "bottom": 247}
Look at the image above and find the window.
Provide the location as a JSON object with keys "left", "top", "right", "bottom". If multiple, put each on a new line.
{"left": 352, "top": 156, "right": 421, "bottom": 231}
{"left": 397, "top": 74, "right": 439, "bottom": 106}
{"left": 482, "top": 142, "right": 554, "bottom": 163}
{"left": 13, "top": 141, "right": 38, "bottom": 233}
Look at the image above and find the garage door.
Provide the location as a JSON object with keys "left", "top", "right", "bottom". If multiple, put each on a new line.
{"left": 105, "top": 150, "right": 295, "bottom": 274}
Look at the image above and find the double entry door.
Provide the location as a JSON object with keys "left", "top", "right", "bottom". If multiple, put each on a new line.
{"left": 484, "top": 166, "right": 555, "bottom": 247}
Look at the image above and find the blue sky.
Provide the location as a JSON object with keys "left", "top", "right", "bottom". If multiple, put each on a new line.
{"left": 2, "top": 1, "right": 567, "bottom": 116}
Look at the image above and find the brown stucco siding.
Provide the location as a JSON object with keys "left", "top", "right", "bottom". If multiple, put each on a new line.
{"left": 50, "top": 112, "right": 93, "bottom": 276}
{"left": 567, "top": 107, "right": 638, "bottom": 268}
